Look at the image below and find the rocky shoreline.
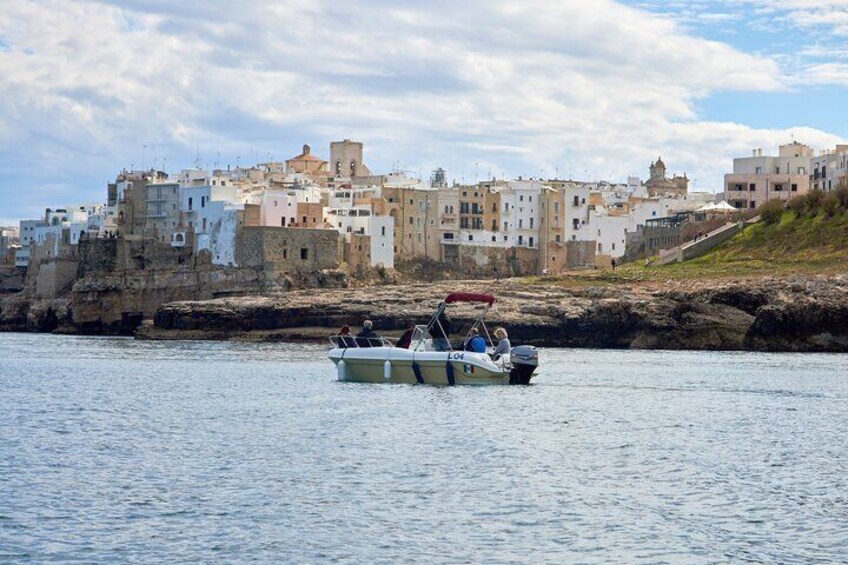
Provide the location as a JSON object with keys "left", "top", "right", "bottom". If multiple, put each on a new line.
{"left": 134, "top": 275, "right": 848, "bottom": 352}
{"left": 4, "top": 271, "right": 848, "bottom": 352}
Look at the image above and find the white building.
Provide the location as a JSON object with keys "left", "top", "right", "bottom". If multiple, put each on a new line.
{"left": 500, "top": 180, "right": 542, "bottom": 248}
{"left": 811, "top": 145, "right": 848, "bottom": 192}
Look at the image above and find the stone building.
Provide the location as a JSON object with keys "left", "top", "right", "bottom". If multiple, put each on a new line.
{"left": 382, "top": 178, "right": 440, "bottom": 261}
{"left": 145, "top": 182, "right": 181, "bottom": 244}
{"left": 330, "top": 139, "right": 371, "bottom": 178}
{"left": 538, "top": 186, "right": 567, "bottom": 274}
{"left": 236, "top": 226, "right": 343, "bottom": 274}
{"left": 115, "top": 170, "right": 167, "bottom": 240}
{"left": 645, "top": 157, "right": 688, "bottom": 197}
{"left": 286, "top": 144, "right": 328, "bottom": 176}
{"left": 724, "top": 142, "right": 812, "bottom": 210}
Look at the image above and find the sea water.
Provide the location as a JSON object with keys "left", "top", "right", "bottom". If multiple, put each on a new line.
{"left": 1, "top": 333, "right": 846, "bottom": 563}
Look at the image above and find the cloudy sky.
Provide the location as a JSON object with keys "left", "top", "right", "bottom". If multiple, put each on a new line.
{"left": 1, "top": 0, "right": 847, "bottom": 224}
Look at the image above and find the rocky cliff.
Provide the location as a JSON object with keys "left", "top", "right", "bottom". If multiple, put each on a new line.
{"left": 140, "top": 275, "right": 848, "bottom": 352}
{"left": 0, "top": 264, "right": 349, "bottom": 334}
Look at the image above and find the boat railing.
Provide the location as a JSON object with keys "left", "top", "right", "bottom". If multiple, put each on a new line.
{"left": 329, "top": 335, "right": 397, "bottom": 348}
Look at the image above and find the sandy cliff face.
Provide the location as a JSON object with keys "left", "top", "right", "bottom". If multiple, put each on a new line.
{"left": 142, "top": 275, "right": 848, "bottom": 352}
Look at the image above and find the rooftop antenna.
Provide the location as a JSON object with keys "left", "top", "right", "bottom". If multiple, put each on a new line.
{"left": 142, "top": 144, "right": 147, "bottom": 171}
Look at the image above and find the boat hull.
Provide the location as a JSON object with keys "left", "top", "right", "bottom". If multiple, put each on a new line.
{"left": 328, "top": 347, "right": 528, "bottom": 385}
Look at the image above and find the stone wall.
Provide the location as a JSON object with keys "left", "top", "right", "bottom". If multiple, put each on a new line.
{"left": 237, "top": 226, "right": 343, "bottom": 273}
{"left": 345, "top": 233, "right": 372, "bottom": 273}
{"left": 455, "top": 244, "right": 540, "bottom": 277}
{"left": 565, "top": 240, "right": 596, "bottom": 269}
{"left": 681, "top": 222, "right": 744, "bottom": 261}
{"left": 36, "top": 258, "right": 79, "bottom": 298}
{"left": 78, "top": 238, "right": 118, "bottom": 276}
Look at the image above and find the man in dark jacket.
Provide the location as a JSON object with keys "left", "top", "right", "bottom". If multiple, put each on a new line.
{"left": 356, "top": 320, "right": 380, "bottom": 347}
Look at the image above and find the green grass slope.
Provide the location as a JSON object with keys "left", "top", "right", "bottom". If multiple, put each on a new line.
{"left": 640, "top": 209, "right": 848, "bottom": 280}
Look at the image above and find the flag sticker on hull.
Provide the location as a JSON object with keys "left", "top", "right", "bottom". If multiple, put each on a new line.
{"left": 463, "top": 364, "right": 475, "bottom": 374}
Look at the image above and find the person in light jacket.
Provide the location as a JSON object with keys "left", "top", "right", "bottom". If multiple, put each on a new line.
{"left": 492, "top": 327, "right": 511, "bottom": 360}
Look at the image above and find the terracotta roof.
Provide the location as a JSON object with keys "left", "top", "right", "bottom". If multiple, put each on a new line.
{"left": 288, "top": 152, "right": 325, "bottom": 162}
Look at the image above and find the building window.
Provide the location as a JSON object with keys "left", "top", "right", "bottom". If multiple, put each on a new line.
{"left": 529, "top": 236, "right": 534, "bottom": 247}
{"left": 530, "top": 218, "right": 534, "bottom": 229}
{"left": 519, "top": 219, "right": 523, "bottom": 228}
{"left": 573, "top": 196, "right": 579, "bottom": 206}
{"left": 409, "top": 217, "right": 414, "bottom": 225}
{"left": 518, "top": 235, "right": 523, "bottom": 245}
{"left": 555, "top": 234, "right": 561, "bottom": 243}
{"left": 381, "top": 226, "right": 386, "bottom": 236}
{"left": 468, "top": 234, "right": 473, "bottom": 241}
{"left": 520, "top": 195, "right": 524, "bottom": 202}
{"left": 750, "top": 201, "right": 756, "bottom": 209}
{"left": 749, "top": 183, "right": 756, "bottom": 191}
{"left": 791, "top": 183, "right": 798, "bottom": 192}
{"left": 300, "top": 248, "right": 308, "bottom": 260}
{"left": 491, "top": 219, "right": 497, "bottom": 231}
{"left": 774, "top": 184, "right": 783, "bottom": 192}
{"left": 188, "top": 197, "right": 193, "bottom": 211}
{"left": 283, "top": 249, "right": 288, "bottom": 259}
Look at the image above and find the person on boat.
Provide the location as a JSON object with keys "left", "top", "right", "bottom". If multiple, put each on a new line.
{"left": 428, "top": 321, "right": 451, "bottom": 352}
{"left": 492, "top": 327, "right": 511, "bottom": 360}
{"left": 463, "top": 328, "right": 486, "bottom": 353}
{"left": 396, "top": 325, "right": 414, "bottom": 349}
{"left": 338, "top": 325, "right": 356, "bottom": 348}
{"left": 356, "top": 320, "right": 380, "bottom": 347}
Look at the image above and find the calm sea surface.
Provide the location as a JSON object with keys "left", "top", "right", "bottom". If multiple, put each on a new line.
{"left": 1, "top": 333, "right": 846, "bottom": 564}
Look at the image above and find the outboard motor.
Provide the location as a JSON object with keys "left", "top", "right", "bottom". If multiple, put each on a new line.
{"left": 508, "top": 345, "right": 538, "bottom": 385}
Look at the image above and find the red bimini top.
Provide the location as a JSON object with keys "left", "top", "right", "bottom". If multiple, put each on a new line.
{"left": 444, "top": 292, "right": 495, "bottom": 305}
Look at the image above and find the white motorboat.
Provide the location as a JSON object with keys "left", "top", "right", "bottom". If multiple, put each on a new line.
{"left": 327, "top": 292, "right": 539, "bottom": 385}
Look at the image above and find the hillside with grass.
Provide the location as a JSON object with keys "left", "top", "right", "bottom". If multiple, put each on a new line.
{"left": 652, "top": 188, "right": 848, "bottom": 279}
{"left": 527, "top": 188, "right": 848, "bottom": 287}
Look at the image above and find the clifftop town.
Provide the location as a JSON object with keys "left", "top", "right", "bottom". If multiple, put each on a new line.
{"left": 2, "top": 139, "right": 848, "bottom": 347}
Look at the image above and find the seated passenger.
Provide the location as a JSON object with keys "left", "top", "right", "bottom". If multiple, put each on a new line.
{"left": 356, "top": 320, "right": 381, "bottom": 347}
{"left": 337, "top": 325, "right": 356, "bottom": 348}
{"left": 492, "top": 327, "right": 511, "bottom": 360}
{"left": 463, "top": 328, "right": 486, "bottom": 353}
{"left": 396, "top": 325, "right": 414, "bottom": 349}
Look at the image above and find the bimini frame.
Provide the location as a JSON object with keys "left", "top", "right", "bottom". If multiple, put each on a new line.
{"left": 415, "top": 292, "right": 497, "bottom": 352}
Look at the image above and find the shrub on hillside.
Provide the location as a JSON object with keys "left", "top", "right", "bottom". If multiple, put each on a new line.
{"left": 759, "top": 199, "right": 785, "bottom": 225}
{"left": 834, "top": 183, "right": 848, "bottom": 212}
{"left": 787, "top": 196, "right": 806, "bottom": 218}
{"left": 822, "top": 193, "right": 841, "bottom": 218}
{"left": 804, "top": 189, "right": 825, "bottom": 216}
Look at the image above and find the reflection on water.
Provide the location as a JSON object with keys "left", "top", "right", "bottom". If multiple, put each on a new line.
{"left": 1, "top": 334, "right": 847, "bottom": 563}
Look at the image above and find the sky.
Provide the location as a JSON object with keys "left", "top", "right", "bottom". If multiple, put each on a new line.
{"left": 1, "top": 0, "right": 847, "bottom": 225}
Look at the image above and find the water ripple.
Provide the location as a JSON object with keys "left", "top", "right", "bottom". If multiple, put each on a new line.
{"left": 0, "top": 334, "right": 846, "bottom": 563}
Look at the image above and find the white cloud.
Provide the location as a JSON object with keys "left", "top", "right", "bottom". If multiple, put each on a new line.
{"left": 0, "top": 0, "right": 844, "bottom": 222}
